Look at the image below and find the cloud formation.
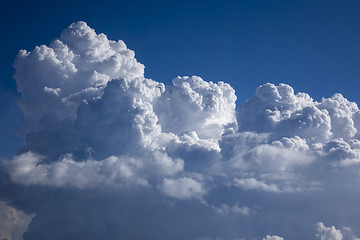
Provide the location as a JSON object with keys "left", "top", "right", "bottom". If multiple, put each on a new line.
{"left": 263, "top": 236, "right": 284, "bottom": 240}
{"left": 2, "top": 21, "right": 360, "bottom": 240}
{"left": 315, "top": 222, "right": 360, "bottom": 240}
{"left": 0, "top": 201, "right": 34, "bottom": 240}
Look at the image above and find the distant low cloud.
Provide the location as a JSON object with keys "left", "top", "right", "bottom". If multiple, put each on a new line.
{"left": 315, "top": 222, "right": 360, "bottom": 240}
{"left": 263, "top": 236, "right": 284, "bottom": 240}
{"left": 6, "top": 152, "right": 150, "bottom": 188}
{"left": 234, "top": 177, "right": 281, "bottom": 192}
{"left": 160, "top": 177, "right": 205, "bottom": 200}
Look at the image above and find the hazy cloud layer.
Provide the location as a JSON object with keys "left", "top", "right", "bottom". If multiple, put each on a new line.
{"left": 2, "top": 21, "right": 360, "bottom": 240}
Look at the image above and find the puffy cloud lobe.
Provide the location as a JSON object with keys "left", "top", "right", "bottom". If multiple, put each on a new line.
{"left": 318, "top": 94, "right": 359, "bottom": 140}
{"left": 0, "top": 201, "right": 34, "bottom": 240}
{"left": 160, "top": 177, "right": 205, "bottom": 200}
{"left": 6, "top": 151, "right": 184, "bottom": 189}
{"left": 223, "top": 83, "right": 360, "bottom": 192}
{"left": 6, "top": 152, "right": 148, "bottom": 188}
{"left": 315, "top": 222, "right": 360, "bottom": 240}
{"left": 154, "top": 76, "right": 237, "bottom": 140}
{"left": 237, "top": 83, "right": 360, "bottom": 143}
{"left": 74, "top": 77, "right": 165, "bottom": 159}
{"left": 237, "top": 83, "right": 360, "bottom": 149}
{"left": 221, "top": 132, "right": 317, "bottom": 193}
{"left": 18, "top": 70, "right": 167, "bottom": 161}
{"left": 14, "top": 21, "right": 144, "bottom": 136}
{"left": 234, "top": 178, "right": 280, "bottom": 193}
{"left": 14, "top": 21, "right": 234, "bottom": 167}
{"left": 10, "top": 23, "right": 240, "bottom": 199}
{"left": 316, "top": 222, "right": 343, "bottom": 240}
{"left": 341, "top": 228, "right": 360, "bottom": 240}
{"left": 263, "top": 235, "right": 284, "bottom": 240}
{"left": 321, "top": 138, "right": 360, "bottom": 167}
{"left": 237, "top": 83, "right": 315, "bottom": 135}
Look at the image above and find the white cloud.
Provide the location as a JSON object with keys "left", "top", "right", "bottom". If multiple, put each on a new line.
{"left": 14, "top": 21, "right": 144, "bottom": 137}
{"left": 234, "top": 178, "right": 280, "bottom": 192}
{"left": 160, "top": 177, "right": 205, "bottom": 200}
{"left": 4, "top": 21, "right": 360, "bottom": 240}
{"left": 321, "top": 138, "right": 360, "bottom": 167}
{"left": 318, "top": 94, "right": 359, "bottom": 140}
{"left": 315, "top": 222, "right": 360, "bottom": 240}
{"left": 316, "top": 222, "right": 343, "bottom": 240}
{"left": 236, "top": 83, "right": 360, "bottom": 145}
{"left": 220, "top": 83, "right": 360, "bottom": 193}
{"left": 0, "top": 201, "right": 35, "bottom": 240}
{"left": 154, "top": 76, "right": 237, "bottom": 140}
{"left": 263, "top": 235, "right": 284, "bottom": 240}
{"left": 6, "top": 152, "right": 148, "bottom": 188}
{"left": 6, "top": 151, "right": 184, "bottom": 189}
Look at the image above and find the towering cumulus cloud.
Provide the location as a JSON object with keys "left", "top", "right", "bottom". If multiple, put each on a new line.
{"left": 2, "top": 21, "right": 360, "bottom": 240}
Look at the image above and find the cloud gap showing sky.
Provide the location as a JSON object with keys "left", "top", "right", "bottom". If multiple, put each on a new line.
{"left": 1, "top": 21, "right": 360, "bottom": 240}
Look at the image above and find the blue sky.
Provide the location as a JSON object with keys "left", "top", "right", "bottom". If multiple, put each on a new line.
{"left": 1, "top": 1, "right": 360, "bottom": 239}
{"left": 1, "top": 0, "right": 360, "bottom": 159}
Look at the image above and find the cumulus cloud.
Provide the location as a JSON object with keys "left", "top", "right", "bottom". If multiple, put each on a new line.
{"left": 315, "top": 222, "right": 360, "bottom": 240}
{"left": 263, "top": 235, "right": 284, "bottom": 240}
{"left": 316, "top": 222, "right": 343, "bottom": 240}
{"left": 160, "top": 177, "right": 205, "bottom": 200}
{"left": 14, "top": 21, "right": 144, "bottom": 136}
{"left": 220, "top": 82, "right": 360, "bottom": 193}
{"left": 0, "top": 201, "right": 34, "bottom": 240}
{"left": 154, "top": 75, "right": 237, "bottom": 140}
{"left": 14, "top": 21, "right": 360, "bottom": 194}
{"left": 6, "top": 152, "right": 150, "bottom": 188}
{"left": 234, "top": 177, "right": 281, "bottom": 192}
{"left": 3, "top": 21, "right": 360, "bottom": 240}
{"left": 236, "top": 83, "right": 360, "bottom": 160}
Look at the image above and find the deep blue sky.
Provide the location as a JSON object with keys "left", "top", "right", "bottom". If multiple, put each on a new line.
{"left": 1, "top": 0, "right": 360, "bottom": 158}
